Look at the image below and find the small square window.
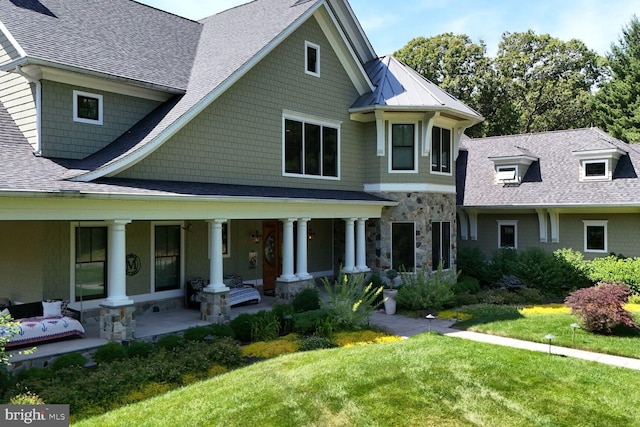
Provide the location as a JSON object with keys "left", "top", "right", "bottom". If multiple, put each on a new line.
{"left": 583, "top": 220, "right": 608, "bottom": 253}
{"left": 584, "top": 161, "right": 606, "bottom": 178}
{"left": 497, "top": 220, "right": 517, "bottom": 249}
{"left": 73, "top": 90, "right": 103, "bottom": 125}
{"left": 305, "top": 41, "right": 320, "bottom": 77}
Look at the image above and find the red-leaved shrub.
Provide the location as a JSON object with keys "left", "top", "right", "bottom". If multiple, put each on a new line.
{"left": 565, "top": 281, "right": 639, "bottom": 334}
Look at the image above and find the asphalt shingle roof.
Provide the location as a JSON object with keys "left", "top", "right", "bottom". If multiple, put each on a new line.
{"left": 457, "top": 128, "right": 640, "bottom": 207}
{"left": 0, "top": 0, "right": 201, "bottom": 91}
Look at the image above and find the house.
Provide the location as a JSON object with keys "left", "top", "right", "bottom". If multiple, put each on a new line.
{"left": 457, "top": 127, "right": 640, "bottom": 259}
{"left": 0, "top": 0, "right": 481, "bottom": 341}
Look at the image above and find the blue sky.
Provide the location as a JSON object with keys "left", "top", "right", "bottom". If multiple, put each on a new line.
{"left": 138, "top": 0, "right": 639, "bottom": 56}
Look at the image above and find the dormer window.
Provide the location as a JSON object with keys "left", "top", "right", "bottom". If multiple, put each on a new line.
{"left": 573, "top": 148, "right": 626, "bottom": 182}
{"left": 73, "top": 90, "right": 103, "bottom": 125}
{"left": 305, "top": 41, "right": 320, "bottom": 77}
{"left": 496, "top": 165, "right": 517, "bottom": 183}
{"left": 489, "top": 153, "right": 537, "bottom": 186}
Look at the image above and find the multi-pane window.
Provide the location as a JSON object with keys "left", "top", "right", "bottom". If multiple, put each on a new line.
{"left": 73, "top": 90, "right": 103, "bottom": 125}
{"left": 284, "top": 117, "right": 338, "bottom": 178}
{"left": 584, "top": 161, "right": 607, "bottom": 178}
{"left": 155, "top": 225, "right": 181, "bottom": 291}
{"left": 584, "top": 220, "right": 607, "bottom": 253}
{"left": 391, "top": 222, "right": 415, "bottom": 272}
{"left": 498, "top": 221, "right": 517, "bottom": 249}
{"left": 75, "top": 227, "right": 107, "bottom": 301}
{"left": 391, "top": 123, "right": 416, "bottom": 171}
{"left": 432, "top": 221, "right": 451, "bottom": 270}
{"left": 431, "top": 126, "right": 451, "bottom": 174}
{"left": 305, "top": 41, "right": 320, "bottom": 77}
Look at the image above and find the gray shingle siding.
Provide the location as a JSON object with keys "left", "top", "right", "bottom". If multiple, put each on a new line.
{"left": 41, "top": 80, "right": 161, "bottom": 159}
{"left": 118, "top": 17, "right": 364, "bottom": 191}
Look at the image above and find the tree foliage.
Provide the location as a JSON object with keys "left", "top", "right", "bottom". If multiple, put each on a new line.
{"left": 395, "top": 31, "right": 604, "bottom": 137}
{"left": 594, "top": 16, "right": 640, "bottom": 143}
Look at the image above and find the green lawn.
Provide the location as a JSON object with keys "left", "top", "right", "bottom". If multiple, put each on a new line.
{"left": 455, "top": 306, "right": 640, "bottom": 359}
{"left": 73, "top": 333, "right": 640, "bottom": 427}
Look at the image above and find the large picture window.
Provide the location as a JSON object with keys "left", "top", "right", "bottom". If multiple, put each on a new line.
{"left": 583, "top": 220, "right": 608, "bottom": 253}
{"left": 432, "top": 221, "right": 451, "bottom": 270}
{"left": 284, "top": 115, "right": 339, "bottom": 178}
{"left": 391, "top": 222, "right": 415, "bottom": 272}
{"left": 391, "top": 123, "right": 416, "bottom": 171}
{"left": 155, "top": 225, "right": 181, "bottom": 291}
{"left": 431, "top": 126, "right": 451, "bottom": 174}
{"left": 75, "top": 226, "right": 107, "bottom": 301}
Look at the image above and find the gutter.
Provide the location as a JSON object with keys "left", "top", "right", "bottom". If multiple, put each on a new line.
{"left": 13, "top": 65, "right": 42, "bottom": 156}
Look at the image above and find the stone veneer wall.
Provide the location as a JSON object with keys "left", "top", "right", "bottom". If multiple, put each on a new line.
{"left": 367, "top": 192, "right": 457, "bottom": 275}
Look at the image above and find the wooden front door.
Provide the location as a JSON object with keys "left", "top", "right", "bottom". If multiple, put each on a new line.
{"left": 262, "top": 221, "right": 282, "bottom": 293}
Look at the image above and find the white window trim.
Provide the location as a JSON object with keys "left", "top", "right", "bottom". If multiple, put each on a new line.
{"left": 391, "top": 221, "right": 416, "bottom": 272}
{"left": 496, "top": 165, "right": 518, "bottom": 183}
{"left": 282, "top": 111, "right": 341, "bottom": 180}
{"left": 305, "top": 41, "right": 320, "bottom": 77}
{"left": 497, "top": 220, "right": 518, "bottom": 249}
{"left": 150, "top": 221, "right": 185, "bottom": 293}
{"left": 582, "top": 159, "right": 609, "bottom": 181}
{"left": 583, "top": 220, "right": 608, "bottom": 253}
{"left": 73, "top": 90, "right": 103, "bottom": 125}
{"left": 69, "top": 221, "right": 108, "bottom": 305}
{"left": 430, "top": 126, "right": 453, "bottom": 176}
{"left": 388, "top": 120, "right": 419, "bottom": 174}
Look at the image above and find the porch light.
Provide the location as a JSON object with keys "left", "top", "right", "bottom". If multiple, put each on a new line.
{"left": 307, "top": 228, "right": 316, "bottom": 240}
{"left": 251, "top": 230, "right": 262, "bottom": 243}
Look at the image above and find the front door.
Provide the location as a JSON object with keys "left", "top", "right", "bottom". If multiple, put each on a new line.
{"left": 262, "top": 221, "right": 282, "bottom": 294}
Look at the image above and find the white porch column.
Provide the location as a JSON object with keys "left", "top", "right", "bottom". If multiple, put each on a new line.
{"left": 355, "top": 218, "right": 370, "bottom": 272}
{"left": 536, "top": 209, "right": 548, "bottom": 243}
{"left": 468, "top": 210, "right": 478, "bottom": 241}
{"left": 205, "top": 219, "right": 229, "bottom": 291}
{"left": 343, "top": 218, "right": 356, "bottom": 273}
{"left": 279, "top": 218, "right": 297, "bottom": 281}
{"left": 104, "top": 219, "right": 133, "bottom": 307}
{"left": 296, "top": 218, "right": 312, "bottom": 280}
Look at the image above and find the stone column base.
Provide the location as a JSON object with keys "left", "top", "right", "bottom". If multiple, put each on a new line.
{"left": 275, "top": 278, "right": 316, "bottom": 303}
{"left": 200, "top": 289, "right": 230, "bottom": 323}
{"left": 100, "top": 304, "right": 135, "bottom": 342}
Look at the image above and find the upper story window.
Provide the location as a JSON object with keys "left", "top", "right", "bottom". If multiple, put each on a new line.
{"left": 390, "top": 123, "right": 417, "bottom": 172}
{"left": 283, "top": 113, "right": 339, "bottom": 179}
{"left": 573, "top": 148, "right": 626, "bottom": 182}
{"left": 583, "top": 160, "right": 607, "bottom": 179}
{"left": 431, "top": 126, "right": 451, "bottom": 174}
{"left": 496, "top": 165, "right": 517, "bottom": 182}
{"left": 305, "top": 41, "right": 320, "bottom": 77}
{"left": 73, "top": 90, "right": 103, "bottom": 125}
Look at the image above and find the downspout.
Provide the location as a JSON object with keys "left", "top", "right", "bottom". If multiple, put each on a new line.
{"left": 14, "top": 65, "right": 42, "bottom": 156}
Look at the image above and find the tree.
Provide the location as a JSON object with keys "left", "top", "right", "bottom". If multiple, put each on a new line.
{"left": 594, "top": 16, "right": 640, "bottom": 143}
{"left": 394, "top": 33, "right": 491, "bottom": 137}
{"left": 395, "top": 31, "right": 604, "bottom": 137}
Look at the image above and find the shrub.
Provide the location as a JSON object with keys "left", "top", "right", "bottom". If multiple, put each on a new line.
{"left": 126, "top": 341, "right": 153, "bottom": 359}
{"left": 453, "top": 275, "right": 480, "bottom": 295}
{"left": 565, "top": 282, "right": 639, "bottom": 334}
{"left": 293, "top": 309, "right": 332, "bottom": 336}
{"left": 93, "top": 342, "right": 128, "bottom": 364}
{"left": 9, "top": 391, "right": 44, "bottom": 405}
{"left": 457, "top": 247, "right": 492, "bottom": 285}
{"left": 586, "top": 256, "right": 640, "bottom": 294}
{"left": 52, "top": 352, "right": 87, "bottom": 371}
{"left": 291, "top": 287, "right": 321, "bottom": 313}
{"left": 16, "top": 367, "right": 52, "bottom": 382}
{"left": 322, "top": 272, "right": 383, "bottom": 330}
{"left": 230, "top": 313, "right": 255, "bottom": 342}
{"left": 251, "top": 310, "right": 280, "bottom": 342}
{"left": 155, "top": 334, "right": 184, "bottom": 351}
{"left": 395, "top": 267, "right": 456, "bottom": 312}
{"left": 299, "top": 336, "right": 338, "bottom": 352}
{"left": 271, "top": 303, "right": 295, "bottom": 335}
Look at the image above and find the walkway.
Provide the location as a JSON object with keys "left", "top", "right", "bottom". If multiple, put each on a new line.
{"left": 368, "top": 311, "right": 640, "bottom": 371}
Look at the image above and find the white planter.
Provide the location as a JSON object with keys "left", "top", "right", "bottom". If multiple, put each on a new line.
{"left": 382, "top": 289, "right": 398, "bottom": 315}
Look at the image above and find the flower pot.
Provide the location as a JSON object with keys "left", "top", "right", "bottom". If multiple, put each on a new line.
{"left": 382, "top": 289, "right": 398, "bottom": 315}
